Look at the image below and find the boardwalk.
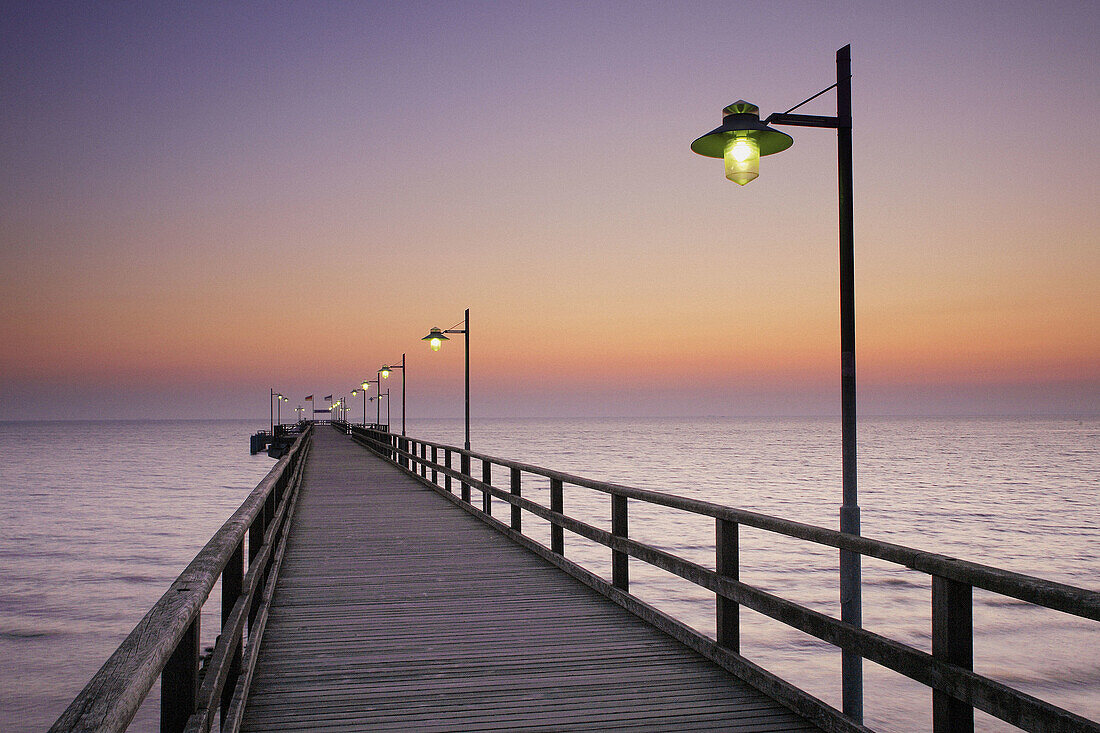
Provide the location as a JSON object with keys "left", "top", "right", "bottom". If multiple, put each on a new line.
{"left": 241, "top": 428, "right": 819, "bottom": 732}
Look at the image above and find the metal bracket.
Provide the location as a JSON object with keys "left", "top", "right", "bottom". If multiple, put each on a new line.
{"left": 764, "top": 112, "right": 846, "bottom": 129}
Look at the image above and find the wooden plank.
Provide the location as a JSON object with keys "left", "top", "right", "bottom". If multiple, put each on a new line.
{"left": 240, "top": 428, "right": 820, "bottom": 732}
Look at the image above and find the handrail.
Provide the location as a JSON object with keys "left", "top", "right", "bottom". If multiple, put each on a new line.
{"left": 51, "top": 426, "right": 313, "bottom": 733}
{"left": 350, "top": 426, "right": 1100, "bottom": 733}
{"left": 360, "top": 431, "right": 1098, "bottom": 620}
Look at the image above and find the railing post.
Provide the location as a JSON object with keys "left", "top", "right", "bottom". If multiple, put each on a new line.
{"left": 510, "top": 467, "right": 522, "bottom": 531}
{"left": 421, "top": 443, "right": 427, "bottom": 478}
{"left": 160, "top": 616, "right": 199, "bottom": 733}
{"left": 431, "top": 445, "right": 438, "bottom": 485}
{"left": 933, "top": 576, "right": 973, "bottom": 733}
{"left": 482, "top": 460, "right": 492, "bottom": 515}
{"left": 461, "top": 453, "right": 471, "bottom": 503}
{"left": 611, "top": 494, "right": 628, "bottom": 591}
{"left": 248, "top": 516, "right": 264, "bottom": 626}
{"left": 445, "top": 449, "right": 453, "bottom": 493}
{"left": 400, "top": 436, "right": 408, "bottom": 469}
{"left": 550, "top": 478, "right": 564, "bottom": 555}
{"left": 221, "top": 540, "right": 244, "bottom": 720}
{"left": 716, "top": 518, "right": 739, "bottom": 652}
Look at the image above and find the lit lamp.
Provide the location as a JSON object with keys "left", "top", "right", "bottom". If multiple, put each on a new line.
{"left": 689, "top": 101, "right": 792, "bottom": 185}
{"left": 270, "top": 390, "right": 289, "bottom": 432}
{"left": 424, "top": 327, "right": 449, "bottom": 352}
{"left": 691, "top": 45, "right": 864, "bottom": 724}
{"left": 361, "top": 379, "right": 379, "bottom": 425}
{"left": 422, "top": 308, "right": 469, "bottom": 450}
{"left": 359, "top": 381, "right": 371, "bottom": 425}
{"left": 379, "top": 354, "right": 407, "bottom": 436}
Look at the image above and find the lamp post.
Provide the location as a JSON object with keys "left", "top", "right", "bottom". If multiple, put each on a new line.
{"left": 356, "top": 383, "right": 369, "bottom": 425}
{"left": 691, "top": 45, "right": 862, "bottom": 722}
{"left": 379, "top": 354, "right": 406, "bottom": 436}
{"left": 269, "top": 389, "right": 287, "bottom": 433}
{"left": 361, "top": 379, "right": 379, "bottom": 426}
{"left": 373, "top": 368, "right": 391, "bottom": 426}
{"left": 351, "top": 389, "right": 361, "bottom": 425}
{"left": 423, "top": 308, "right": 469, "bottom": 450}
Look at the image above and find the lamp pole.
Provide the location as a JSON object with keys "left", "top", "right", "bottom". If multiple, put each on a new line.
{"left": 691, "top": 45, "right": 862, "bottom": 722}
{"left": 362, "top": 379, "right": 379, "bottom": 426}
{"left": 269, "top": 390, "right": 286, "bottom": 432}
{"left": 376, "top": 369, "right": 385, "bottom": 426}
{"left": 380, "top": 354, "right": 406, "bottom": 436}
{"left": 423, "top": 309, "right": 469, "bottom": 450}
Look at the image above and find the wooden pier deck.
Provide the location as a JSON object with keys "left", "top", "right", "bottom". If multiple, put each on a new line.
{"left": 240, "top": 427, "right": 819, "bottom": 732}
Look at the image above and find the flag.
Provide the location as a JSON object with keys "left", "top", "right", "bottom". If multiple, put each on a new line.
{"left": 305, "top": 394, "right": 313, "bottom": 401}
{"left": 324, "top": 395, "right": 332, "bottom": 401}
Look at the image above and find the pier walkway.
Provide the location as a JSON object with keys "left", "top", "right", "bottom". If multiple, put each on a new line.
{"left": 240, "top": 427, "right": 819, "bottom": 732}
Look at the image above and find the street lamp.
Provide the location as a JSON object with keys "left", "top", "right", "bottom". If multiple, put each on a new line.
{"left": 358, "top": 381, "right": 372, "bottom": 425}
{"left": 380, "top": 354, "right": 406, "bottom": 436}
{"left": 691, "top": 45, "right": 863, "bottom": 722}
{"left": 422, "top": 308, "right": 469, "bottom": 450}
{"left": 361, "top": 379, "right": 380, "bottom": 426}
{"left": 269, "top": 389, "right": 288, "bottom": 433}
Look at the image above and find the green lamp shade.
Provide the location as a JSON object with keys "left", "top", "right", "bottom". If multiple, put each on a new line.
{"left": 423, "top": 327, "right": 450, "bottom": 352}
{"left": 691, "top": 101, "right": 793, "bottom": 184}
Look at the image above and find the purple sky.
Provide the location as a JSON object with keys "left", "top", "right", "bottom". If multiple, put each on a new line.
{"left": 1, "top": 1, "right": 1097, "bottom": 419}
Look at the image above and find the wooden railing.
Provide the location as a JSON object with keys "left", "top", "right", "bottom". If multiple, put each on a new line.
{"left": 51, "top": 426, "right": 313, "bottom": 733}
{"left": 350, "top": 425, "right": 1100, "bottom": 733}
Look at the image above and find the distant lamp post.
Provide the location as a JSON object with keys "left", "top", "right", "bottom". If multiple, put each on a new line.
{"left": 422, "top": 308, "right": 469, "bottom": 450}
{"left": 351, "top": 389, "right": 361, "bottom": 425}
{"left": 691, "top": 45, "right": 863, "bottom": 723}
{"left": 269, "top": 389, "right": 288, "bottom": 433}
{"left": 362, "top": 379, "right": 380, "bottom": 426}
{"left": 358, "top": 382, "right": 371, "bottom": 425}
{"left": 380, "top": 354, "right": 407, "bottom": 436}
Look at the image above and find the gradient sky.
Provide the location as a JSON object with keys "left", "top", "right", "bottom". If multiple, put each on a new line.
{"left": 2, "top": 1, "right": 1097, "bottom": 420}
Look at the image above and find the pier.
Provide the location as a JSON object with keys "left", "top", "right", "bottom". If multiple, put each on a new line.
{"left": 52, "top": 424, "right": 1100, "bottom": 733}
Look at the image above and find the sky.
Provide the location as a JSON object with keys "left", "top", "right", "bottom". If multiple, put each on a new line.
{"left": 1, "top": 1, "right": 1097, "bottom": 420}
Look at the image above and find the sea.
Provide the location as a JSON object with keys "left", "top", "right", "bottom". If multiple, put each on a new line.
{"left": 1, "top": 417, "right": 1096, "bottom": 732}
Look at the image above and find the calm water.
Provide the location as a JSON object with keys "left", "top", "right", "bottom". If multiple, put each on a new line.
{"left": 1, "top": 417, "right": 1097, "bottom": 731}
